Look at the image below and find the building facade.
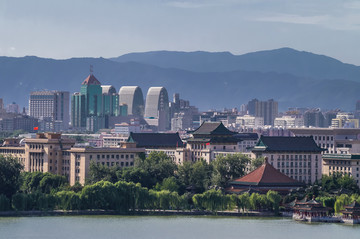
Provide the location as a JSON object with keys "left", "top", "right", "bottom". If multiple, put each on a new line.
{"left": 144, "top": 87, "right": 170, "bottom": 131}
{"left": 251, "top": 136, "right": 323, "bottom": 184}
{"left": 29, "top": 90, "right": 70, "bottom": 131}
{"left": 0, "top": 133, "right": 145, "bottom": 185}
{"left": 186, "top": 122, "right": 240, "bottom": 163}
{"left": 290, "top": 128, "right": 360, "bottom": 154}
{"left": 322, "top": 153, "right": 360, "bottom": 187}
{"left": 118, "top": 86, "right": 144, "bottom": 117}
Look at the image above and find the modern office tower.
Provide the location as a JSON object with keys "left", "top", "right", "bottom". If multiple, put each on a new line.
{"left": 273, "top": 116, "right": 304, "bottom": 128}
{"left": 247, "top": 99, "right": 278, "bottom": 126}
{"left": 247, "top": 99, "right": 257, "bottom": 115}
{"left": 71, "top": 74, "right": 103, "bottom": 129}
{"left": 331, "top": 112, "right": 359, "bottom": 128}
{"left": 323, "top": 111, "right": 338, "bottom": 127}
{"left": 304, "top": 109, "right": 325, "bottom": 127}
{"left": 144, "top": 87, "right": 170, "bottom": 131}
{"left": 6, "top": 102, "right": 20, "bottom": 114}
{"left": 29, "top": 91, "right": 70, "bottom": 131}
{"left": 101, "top": 85, "right": 119, "bottom": 117}
{"left": 0, "top": 98, "right": 4, "bottom": 113}
{"left": 236, "top": 115, "right": 264, "bottom": 128}
{"left": 118, "top": 86, "right": 144, "bottom": 117}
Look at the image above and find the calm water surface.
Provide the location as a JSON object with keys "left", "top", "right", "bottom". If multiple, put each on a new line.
{"left": 0, "top": 216, "right": 360, "bottom": 239}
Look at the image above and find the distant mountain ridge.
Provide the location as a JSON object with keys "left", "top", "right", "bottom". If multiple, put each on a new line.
{"left": 0, "top": 48, "right": 359, "bottom": 111}
{"left": 111, "top": 48, "right": 360, "bottom": 82}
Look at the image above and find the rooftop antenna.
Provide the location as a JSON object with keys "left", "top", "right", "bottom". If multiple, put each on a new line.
{"left": 90, "top": 65, "right": 94, "bottom": 75}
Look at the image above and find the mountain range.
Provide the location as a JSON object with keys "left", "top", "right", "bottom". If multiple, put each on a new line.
{"left": 1, "top": 48, "right": 360, "bottom": 111}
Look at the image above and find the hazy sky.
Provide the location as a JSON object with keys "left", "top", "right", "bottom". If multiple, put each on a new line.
{"left": 1, "top": 0, "right": 360, "bottom": 64}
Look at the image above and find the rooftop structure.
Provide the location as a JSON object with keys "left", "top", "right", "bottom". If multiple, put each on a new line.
{"left": 186, "top": 122, "right": 240, "bottom": 163}
{"left": 227, "top": 158, "right": 304, "bottom": 194}
{"left": 127, "top": 132, "right": 188, "bottom": 164}
{"left": 342, "top": 201, "right": 360, "bottom": 224}
{"left": 290, "top": 128, "right": 360, "bottom": 154}
{"left": 128, "top": 132, "right": 184, "bottom": 148}
{"left": 253, "top": 136, "right": 323, "bottom": 153}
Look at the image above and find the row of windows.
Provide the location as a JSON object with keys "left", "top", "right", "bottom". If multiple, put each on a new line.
{"left": 328, "top": 160, "right": 353, "bottom": 165}
{"left": 90, "top": 154, "right": 134, "bottom": 160}
{"left": 0, "top": 149, "right": 25, "bottom": 154}
{"left": 329, "top": 166, "right": 359, "bottom": 171}
{"left": 96, "top": 161, "right": 133, "bottom": 167}
{"left": 314, "top": 136, "right": 333, "bottom": 141}
{"left": 270, "top": 154, "right": 317, "bottom": 161}
{"left": 276, "top": 162, "right": 313, "bottom": 167}
{"left": 29, "top": 144, "right": 44, "bottom": 149}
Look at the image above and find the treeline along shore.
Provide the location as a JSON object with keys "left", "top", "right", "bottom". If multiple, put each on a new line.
{"left": 1, "top": 152, "right": 360, "bottom": 217}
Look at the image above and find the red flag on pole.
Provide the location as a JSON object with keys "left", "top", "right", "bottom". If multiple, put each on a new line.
{"left": 34, "top": 127, "right": 39, "bottom": 130}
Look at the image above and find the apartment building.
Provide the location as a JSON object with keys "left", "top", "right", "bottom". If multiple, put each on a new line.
{"left": 322, "top": 153, "right": 360, "bottom": 187}
{"left": 251, "top": 136, "right": 323, "bottom": 184}
{"left": 0, "top": 133, "right": 144, "bottom": 185}
{"left": 290, "top": 128, "right": 360, "bottom": 154}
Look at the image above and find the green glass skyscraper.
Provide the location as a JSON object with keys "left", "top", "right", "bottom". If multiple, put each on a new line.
{"left": 71, "top": 74, "right": 103, "bottom": 129}
{"left": 71, "top": 74, "right": 119, "bottom": 131}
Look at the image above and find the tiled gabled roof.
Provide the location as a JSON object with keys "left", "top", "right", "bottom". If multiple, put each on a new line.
{"left": 192, "top": 122, "right": 235, "bottom": 135}
{"left": 230, "top": 159, "right": 304, "bottom": 186}
{"left": 254, "top": 136, "right": 323, "bottom": 152}
{"left": 82, "top": 74, "right": 101, "bottom": 85}
{"left": 128, "top": 132, "right": 184, "bottom": 148}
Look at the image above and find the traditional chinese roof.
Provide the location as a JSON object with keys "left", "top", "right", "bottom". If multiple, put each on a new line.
{"left": 192, "top": 122, "right": 235, "bottom": 136}
{"left": 128, "top": 132, "right": 184, "bottom": 148}
{"left": 82, "top": 74, "right": 101, "bottom": 85}
{"left": 253, "top": 136, "right": 323, "bottom": 152}
{"left": 230, "top": 159, "right": 304, "bottom": 187}
{"left": 234, "top": 133, "right": 259, "bottom": 141}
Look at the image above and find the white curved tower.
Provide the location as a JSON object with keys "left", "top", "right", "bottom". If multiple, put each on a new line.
{"left": 144, "top": 87, "right": 170, "bottom": 131}
{"left": 119, "top": 86, "right": 144, "bottom": 116}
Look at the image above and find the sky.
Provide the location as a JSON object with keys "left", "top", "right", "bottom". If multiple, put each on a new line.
{"left": 1, "top": 0, "right": 360, "bottom": 65}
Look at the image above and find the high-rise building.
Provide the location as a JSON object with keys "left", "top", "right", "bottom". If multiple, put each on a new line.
{"left": 29, "top": 91, "right": 70, "bottom": 131}
{"left": 71, "top": 74, "right": 120, "bottom": 131}
{"left": 304, "top": 109, "right": 325, "bottom": 127}
{"left": 101, "top": 85, "right": 119, "bottom": 117}
{"left": 6, "top": 102, "right": 20, "bottom": 114}
{"left": 144, "top": 87, "right": 170, "bottom": 131}
{"left": 71, "top": 74, "right": 103, "bottom": 129}
{"left": 247, "top": 99, "right": 278, "bottom": 126}
{"left": 118, "top": 86, "right": 144, "bottom": 117}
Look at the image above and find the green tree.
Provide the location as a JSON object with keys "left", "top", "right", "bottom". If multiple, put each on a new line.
{"left": 0, "top": 156, "right": 23, "bottom": 198}
{"left": 87, "top": 161, "right": 119, "bottom": 184}
{"left": 238, "top": 193, "right": 250, "bottom": 214}
{"left": 266, "top": 190, "right": 282, "bottom": 214}
{"left": 135, "top": 152, "right": 177, "bottom": 188}
{"left": 0, "top": 194, "right": 10, "bottom": 211}
{"left": 21, "top": 172, "right": 68, "bottom": 194}
{"left": 249, "top": 193, "right": 261, "bottom": 210}
{"left": 118, "top": 167, "right": 152, "bottom": 188}
{"left": 177, "top": 161, "right": 213, "bottom": 193}
{"left": 156, "top": 177, "right": 179, "bottom": 192}
{"left": 203, "top": 189, "right": 228, "bottom": 213}
{"left": 334, "top": 194, "right": 351, "bottom": 214}
{"left": 211, "top": 154, "right": 250, "bottom": 188}
{"left": 55, "top": 191, "right": 82, "bottom": 210}
{"left": 251, "top": 157, "right": 265, "bottom": 170}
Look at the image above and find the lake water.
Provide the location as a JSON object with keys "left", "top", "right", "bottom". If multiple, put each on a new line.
{"left": 0, "top": 216, "right": 360, "bottom": 239}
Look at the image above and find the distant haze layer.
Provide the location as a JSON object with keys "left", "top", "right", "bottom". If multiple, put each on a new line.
{"left": 0, "top": 48, "right": 359, "bottom": 111}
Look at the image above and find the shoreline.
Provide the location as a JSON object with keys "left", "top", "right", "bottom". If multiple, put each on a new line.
{"left": 0, "top": 209, "right": 279, "bottom": 218}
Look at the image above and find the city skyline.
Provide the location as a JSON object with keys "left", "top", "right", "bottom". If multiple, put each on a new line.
{"left": 1, "top": 0, "right": 360, "bottom": 65}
